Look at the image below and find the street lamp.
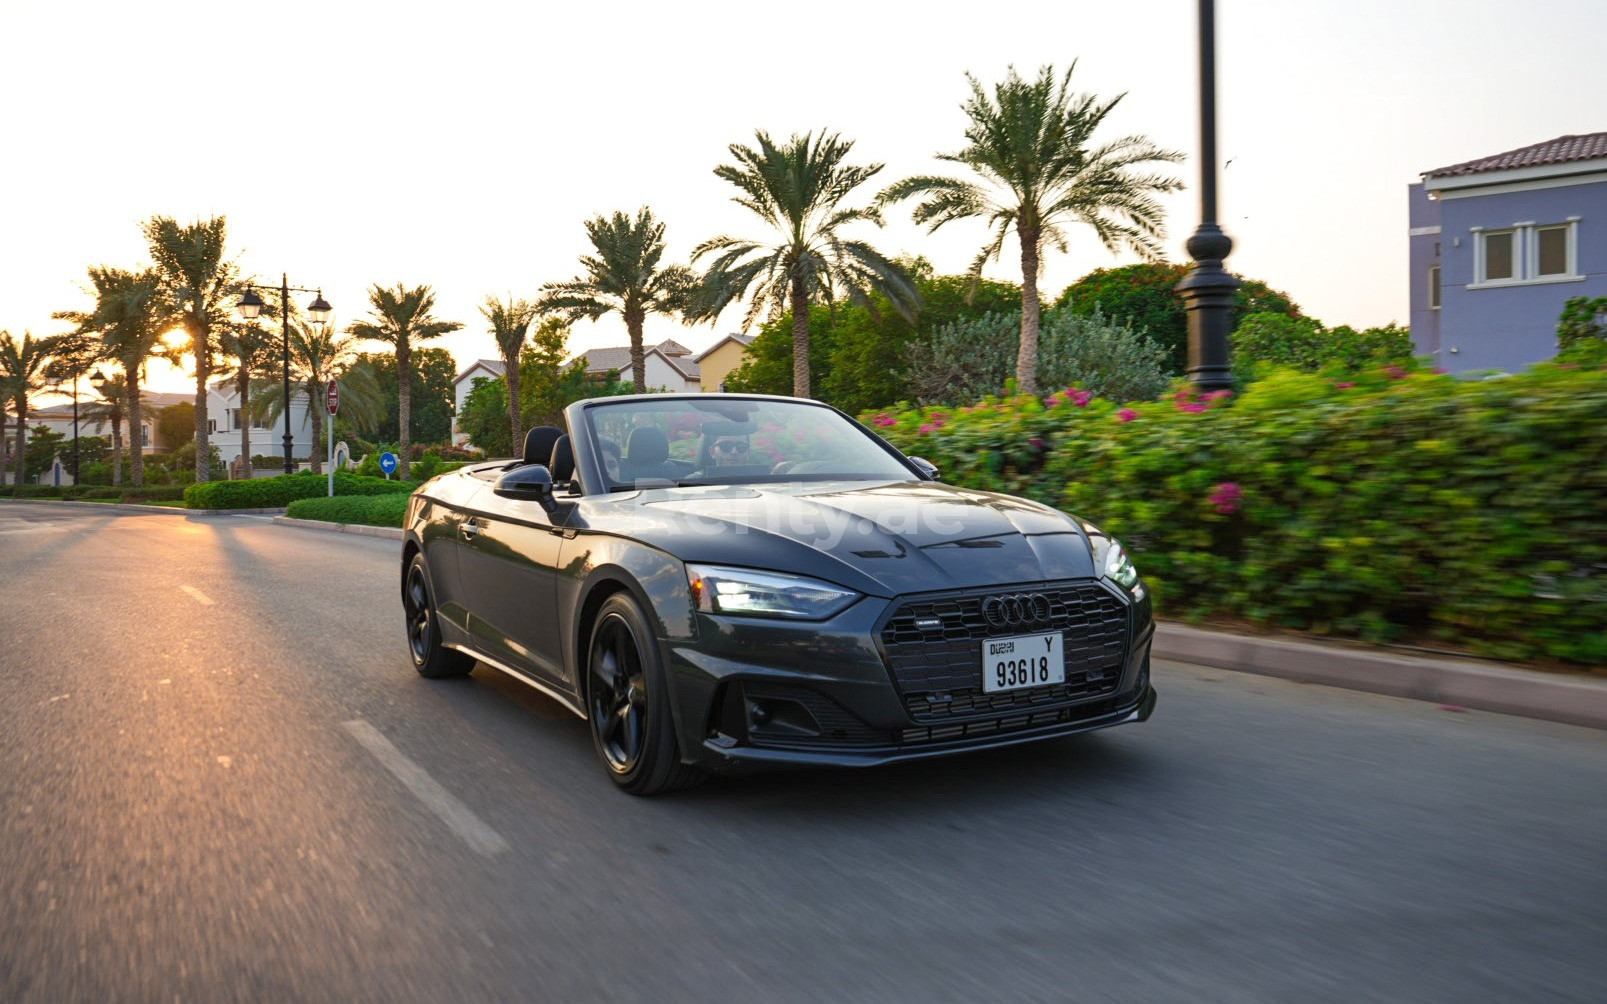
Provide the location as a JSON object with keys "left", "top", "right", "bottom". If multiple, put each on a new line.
{"left": 1176, "top": 0, "right": 1239, "bottom": 391}
{"left": 237, "top": 275, "right": 332, "bottom": 475}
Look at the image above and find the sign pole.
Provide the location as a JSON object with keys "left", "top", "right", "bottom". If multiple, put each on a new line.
{"left": 326, "top": 380, "right": 340, "bottom": 497}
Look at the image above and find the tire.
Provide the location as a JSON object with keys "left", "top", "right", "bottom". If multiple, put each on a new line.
{"left": 404, "top": 553, "right": 475, "bottom": 679}
{"left": 586, "top": 592, "right": 706, "bottom": 796}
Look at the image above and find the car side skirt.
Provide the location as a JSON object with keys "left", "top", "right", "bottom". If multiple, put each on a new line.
{"left": 443, "top": 642, "right": 588, "bottom": 720}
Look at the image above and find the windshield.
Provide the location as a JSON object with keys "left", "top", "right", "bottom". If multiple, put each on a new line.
{"left": 584, "top": 398, "right": 914, "bottom": 490}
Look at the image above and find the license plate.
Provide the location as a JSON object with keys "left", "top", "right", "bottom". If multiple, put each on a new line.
{"left": 982, "top": 631, "right": 1064, "bottom": 693}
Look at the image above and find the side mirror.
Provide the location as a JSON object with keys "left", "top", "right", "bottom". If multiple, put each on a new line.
{"left": 909, "top": 456, "right": 940, "bottom": 481}
{"left": 494, "top": 464, "right": 559, "bottom": 513}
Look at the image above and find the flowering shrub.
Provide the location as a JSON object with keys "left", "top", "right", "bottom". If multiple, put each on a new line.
{"left": 867, "top": 361, "right": 1607, "bottom": 665}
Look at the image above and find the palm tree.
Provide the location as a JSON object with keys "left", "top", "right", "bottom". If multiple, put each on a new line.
{"left": 217, "top": 317, "right": 279, "bottom": 478}
{"left": 478, "top": 295, "right": 537, "bottom": 453}
{"left": 693, "top": 131, "right": 917, "bottom": 398}
{"left": 880, "top": 64, "right": 1184, "bottom": 395}
{"left": 0, "top": 331, "right": 58, "bottom": 486}
{"left": 143, "top": 215, "right": 237, "bottom": 482}
{"left": 538, "top": 209, "right": 696, "bottom": 394}
{"left": 347, "top": 284, "right": 462, "bottom": 480}
{"left": 78, "top": 267, "right": 166, "bottom": 486}
{"left": 81, "top": 372, "right": 128, "bottom": 486}
{"left": 256, "top": 321, "right": 384, "bottom": 473}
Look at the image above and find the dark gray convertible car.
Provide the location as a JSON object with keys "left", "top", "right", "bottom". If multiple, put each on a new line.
{"left": 402, "top": 393, "right": 1156, "bottom": 794}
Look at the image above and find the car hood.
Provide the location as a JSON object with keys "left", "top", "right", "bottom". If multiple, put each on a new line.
{"left": 578, "top": 479, "right": 1098, "bottom": 597}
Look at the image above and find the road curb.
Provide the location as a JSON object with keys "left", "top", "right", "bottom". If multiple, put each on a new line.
{"left": 1153, "top": 622, "right": 1607, "bottom": 730}
{"left": 271, "top": 515, "right": 405, "bottom": 540}
{"left": 0, "top": 497, "right": 286, "bottom": 516}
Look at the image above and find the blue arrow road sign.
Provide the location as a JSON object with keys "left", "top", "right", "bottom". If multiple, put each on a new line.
{"left": 379, "top": 452, "right": 398, "bottom": 476}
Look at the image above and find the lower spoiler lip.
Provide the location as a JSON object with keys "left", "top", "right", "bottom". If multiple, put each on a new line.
{"left": 699, "top": 685, "right": 1157, "bottom": 771}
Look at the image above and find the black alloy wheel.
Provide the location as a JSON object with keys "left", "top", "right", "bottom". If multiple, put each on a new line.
{"left": 585, "top": 593, "right": 705, "bottom": 795}
{"left": 404, "top": 553, "right": 474, "bottom": 679}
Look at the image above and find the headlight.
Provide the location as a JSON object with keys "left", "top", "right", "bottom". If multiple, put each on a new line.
{"left": 1089, "top": 535, "right": 1143, "bottom": 595}
{"left": 686, "top": 564, "right": 860, "bottom": 620}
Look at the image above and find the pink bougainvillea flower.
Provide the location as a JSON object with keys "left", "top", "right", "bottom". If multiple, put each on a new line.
{"left": 1207, "top": 481, "right": 1242, "bottom": 515}
{"left": 1044, "top": 393, "right": 1062, "bottom": 408}
{"left": 1205, "top": 389, "right": 1234, "bottom": 402}
{"left": 1177, "top": 401, "right": 1208, "bottom": 414}
{"left": 1069, "top": 389, "right": 1092, "bottom": 407}
{"left": 1028, "top": 437, "right": 1045, "bottom": 448}
{"left": 1334, "top": 381, "right": 1356, "bottom": 390}
{"left": 918, "top": 423, "right": 938, "bottom": 434}
{"left": 1385, "top": 364, "right": 1407, "bottom": 379}
{"left": 1118, "top": 408, "right": 1139, "bottom": 423}
{"left": 872, "top": 413, "right": 896, "bottom": 427}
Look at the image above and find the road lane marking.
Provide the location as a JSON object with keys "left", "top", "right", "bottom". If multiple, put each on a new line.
{"left": 180, "top": 585, "right": 215, "bottom": 606}
{"left": 342, "top": 719, "right": 508, "bottom": 857}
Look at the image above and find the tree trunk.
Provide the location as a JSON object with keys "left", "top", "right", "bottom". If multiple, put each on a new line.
{"left": 236, "top": 372, "right": 252, "bottom": 479}
{"left": 127, "top": 385, "right": 145, "bottom": 487}
{"left": 1016, "top": 224, "right": 1042, "bottom": 396}
{"left": 191, "top": 316, "right": 212, "bottom": 482}
{"left": 626, "top": 307, "right": 647, "bottom": 393}
{"left": 790, "top": 283, "right": 811, "bottom": 398}
{"left": 111, "top": 417, "right": 123, "bottom": 487}
{"left": 397, "top": 340, "right": 412, "bottom": 481}
{"left": 0, "top": 409, "right": 8, "bottom": 485}
{"left": 505, "top": 353, "right": 523, "bottom": 460}
{"left": 309, "top": 385, "right": 323, "bottom": 475}
{"left": 12, "top": 400, "right": 25, "bottom": 486}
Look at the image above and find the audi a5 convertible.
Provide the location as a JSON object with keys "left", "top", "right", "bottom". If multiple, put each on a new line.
{"left": 401, "top": 393, "right": 1156, "bottom": 794}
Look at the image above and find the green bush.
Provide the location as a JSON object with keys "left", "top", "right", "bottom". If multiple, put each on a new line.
{"left": 286, "top": 493, "right": 411, "bottom": 528}
{"left": 866, "top": 361, "right": 1607, "bottom": 665}
{"left": 184, "top": 470, "right": 414, "bottom": 509}
{"left": 908, "top": 305, "right": 1171, "bottom": 406}
{"left": 80, "top": 487, "right": 125, "bottom": 500}
{"left": 118, "top": 485, "right": 188, "bottom": 504}
{"left": 1231, "top": 312, "right": 1415, "bottom": 376}
{"left": 12, "top": 485, "right": 64, "bottom": 498}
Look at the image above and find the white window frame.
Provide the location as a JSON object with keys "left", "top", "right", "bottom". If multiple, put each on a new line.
{"left": 1529, "top": 222, "right": 1576, "bottom": 279}
{"left": 1469, "top": 219, "right": 1583, "bottom": 288}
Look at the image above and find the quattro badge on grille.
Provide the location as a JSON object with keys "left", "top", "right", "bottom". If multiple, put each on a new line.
{"left": 914, "top": 616, "right": 944, "bottom": 631}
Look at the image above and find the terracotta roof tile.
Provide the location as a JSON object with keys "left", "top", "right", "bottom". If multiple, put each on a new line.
{"left": 1426, "top": 133, "right": 1607, "bottom": 178}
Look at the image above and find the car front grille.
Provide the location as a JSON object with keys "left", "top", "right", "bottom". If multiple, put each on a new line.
{"left": 880, "top": 582, "right": 1129, "bottom": 724}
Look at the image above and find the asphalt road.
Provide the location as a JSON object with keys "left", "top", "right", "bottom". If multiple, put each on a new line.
{"left": 2, "top": 502, "right": 1604, "bottom": 1003}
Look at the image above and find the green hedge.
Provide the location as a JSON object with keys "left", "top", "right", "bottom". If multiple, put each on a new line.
{"left": 285, "top": 493, "right": 411, "bottom": 528}
{"left": 184, "top": 470, "right": 414, "bottom": 509}
{"left": 117, "top": 485, "right": 188, "bottom": 503}
{"left": 11, "top": 485, "right": 64, "bottom": 498}
{"left": 866, "top": 361, "right": 1607, "bottom": 665}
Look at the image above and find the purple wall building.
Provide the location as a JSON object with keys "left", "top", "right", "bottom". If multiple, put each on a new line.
{"left": 1408, "top": 133, "right": 1607, "bottom": 373}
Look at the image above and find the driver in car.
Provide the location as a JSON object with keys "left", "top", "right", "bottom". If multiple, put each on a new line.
{"left": 709, "top": 433, "right": 751, "bottom": 466}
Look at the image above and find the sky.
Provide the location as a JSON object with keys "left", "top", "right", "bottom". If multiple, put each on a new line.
{"left": 4, "top": 0, "right": 1605, "bottom": 399}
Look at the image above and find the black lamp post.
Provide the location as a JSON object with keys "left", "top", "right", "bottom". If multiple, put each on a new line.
{"left": 1176, "top": 0, "right": 1239, "bottom": 391}
{"left": 238, "top": 275, "right": 331, "bottom": 475}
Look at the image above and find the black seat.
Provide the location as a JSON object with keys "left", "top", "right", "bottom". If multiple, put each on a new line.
{"left": 622, "top": 427, "right": 677, "bottom": 482}
{"left": 548, "top": 435, "right": 575, "bottom": 484}
{"left": 523, "top": 426, "right": 563, "bottom": 466}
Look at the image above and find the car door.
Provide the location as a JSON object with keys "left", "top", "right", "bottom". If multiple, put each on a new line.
{"left": 456, "top": 493, "right": 568, "bottom": 686}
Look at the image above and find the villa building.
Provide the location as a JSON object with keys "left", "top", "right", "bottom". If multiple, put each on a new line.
{"left": 1408, "top": 132, "right": 1607, "bottom": 372}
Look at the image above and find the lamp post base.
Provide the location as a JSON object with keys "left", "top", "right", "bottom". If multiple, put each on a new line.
{"left": 1177, "top": 223, "right": 1239, "bottom": 391}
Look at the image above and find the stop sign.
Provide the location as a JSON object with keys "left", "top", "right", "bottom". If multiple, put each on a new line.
{"left": 326, "top": 381, "right": 339, "bottom": 416}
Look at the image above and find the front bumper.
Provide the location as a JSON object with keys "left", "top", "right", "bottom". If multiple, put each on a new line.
{"left": 664, "top": 581, "right": 1156, "bottom": 774}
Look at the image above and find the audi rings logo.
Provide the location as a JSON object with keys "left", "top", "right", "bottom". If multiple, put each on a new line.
{"left": 982, "top": 592, "right": 1053, "bottom": 628}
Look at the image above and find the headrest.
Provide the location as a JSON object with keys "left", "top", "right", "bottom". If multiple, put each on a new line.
{"left": 548, "top": 434, "right": 575, "bottom": 482}
{"left": 626, "top": 426, "right": 669, "bottom": 464}
{"left": 523, "top": 426, "right": 563, "bottom": 466}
